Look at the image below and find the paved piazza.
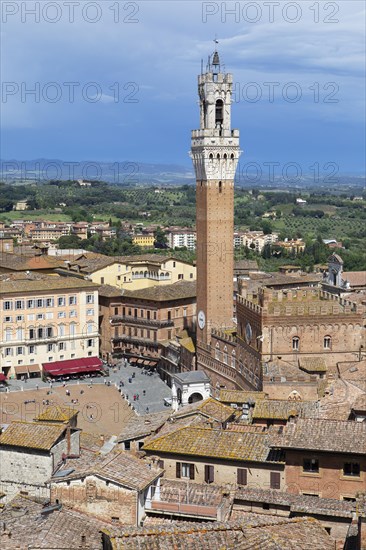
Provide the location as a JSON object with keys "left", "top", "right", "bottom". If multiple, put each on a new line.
{"left": 0, "top": 360, "right": 173, "bottom": 437}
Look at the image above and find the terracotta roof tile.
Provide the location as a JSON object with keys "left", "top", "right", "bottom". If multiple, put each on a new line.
{"left": 271, "top": 418, "right": 366, "bottom": 454}
{"left": 0, "top": 273, "right": 99, "bottom": 295}
{"left": 219, "top": 390, "right": 268, "bottom": 403}
{"left": 172, "top": 397, "right": 235, "bottom": 423}
{"left": 107, "top": 517, "right": 333, "bottom": 549}
{"left": 299, "top": 357, "right": 327, "bottom": 373}
{"left": 143, "top": 426, "right": 283, "bottom": 463}
{"left": 235, "top": 487, "right": 356, "bottom": 518}
{"left": 118, "top": 411, "right": 171, "bottom": 443}
{"left": 53, "top": 450, "right": 162, "bottom": 491}
{"left": 35, "top": 405, "right": 78, "bottom": 423}
{"left": 253, "top": 400, "right": 319, "bottom": 421}
{"left": 0, "top": 494, "right": 110, "bottom": 548}
{"left": 0, "top": 421, "right": 67, "bottom": 451}
{"left": 123, "top": 280, "right": 196, "bottom": 302}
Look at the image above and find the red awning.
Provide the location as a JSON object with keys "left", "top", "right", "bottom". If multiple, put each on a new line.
{"left": 0, "top": 373, "right": 6, "bottom": 382}
{"left": 42, "top": 357, "right": 103, "bottom": 377}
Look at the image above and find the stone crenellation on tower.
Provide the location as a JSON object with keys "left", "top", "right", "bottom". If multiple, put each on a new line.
{"left": 191, "top": 50, "right": 241, "bottom": 345}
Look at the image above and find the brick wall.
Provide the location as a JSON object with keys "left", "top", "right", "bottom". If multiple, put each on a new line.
{"left": 285, "top": 450, "right": 366, "bottom": 500}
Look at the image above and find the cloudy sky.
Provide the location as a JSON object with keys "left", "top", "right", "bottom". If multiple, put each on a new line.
{"left": 1, "top": 0, "right": 365, "bottom": 174}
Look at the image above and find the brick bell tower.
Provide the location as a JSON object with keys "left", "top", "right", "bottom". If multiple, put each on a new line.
{"left": 191, "top": 50, "right": 241, "bottom": 345}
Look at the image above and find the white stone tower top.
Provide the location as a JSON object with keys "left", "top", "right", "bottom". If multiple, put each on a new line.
{"left": 191, "top": 50, "right": 241, "bottom": 182}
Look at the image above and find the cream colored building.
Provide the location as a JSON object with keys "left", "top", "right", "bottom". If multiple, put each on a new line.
{"left": 59, "top": 253, "right": 196, "bottom": 291}
{"left": 0, "top": 273, "right": 99, "bottom": 379}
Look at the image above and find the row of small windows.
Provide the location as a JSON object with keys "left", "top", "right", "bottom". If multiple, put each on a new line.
{"left": 2, "top": 294, "right": 93, "bottom": 310}
{"left": 175, "top": 461, "right": 280, "bottom": 488}
{"left": 115, "top": 326, "right": 158, "bottom": 342}
{"left": 4, "top": 309, "right": 93, "bottom": 323}
{"left": 3, "top": 294, "right": 94, "bottom": 311}
{"left": 208, "top": 153, "right": 235, "bottom": 160}
{"left": 5, "top": 339, "right": 95, "bottom": 357}
{"left": 3, "top": 322, "right": 95, "bottom": 341}
{"left": 303, "top": 458, "right": 360, "bottom": 477}
{"left": 292, "top": 336, "right": 332, "bottom": 351}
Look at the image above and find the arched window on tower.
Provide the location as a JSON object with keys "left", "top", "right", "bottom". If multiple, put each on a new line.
{"left": 223, "top": 346, "right": 228, "bottom": 364}
{"left": 215, "top": 342, "right": 220, "bottom": 360}
{"left": 219, "top": 181, "right": 222, "bottom": 193}
{"left": 324, "top": 336, "right": 332, "bottom": 349}
{"left": 292, "top": 336, "right": 300, "bottom": 351}
{"left": 215, "top": 99, "right": 223, "bottom": 130}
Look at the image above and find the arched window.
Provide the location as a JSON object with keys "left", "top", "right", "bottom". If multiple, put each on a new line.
{"left": 324, "top": 336, "right": 332, "bottom": 349}
{"left": 223, "top": 153, "right": 227, "bottom": 160}
{"left": 215, "top": 342, "right": 220, "bottom": 360}
{"left": 216, "top": 153, "right": 220, "bottom": 160}
{"left": 219, "top": 181, "right": 222, "bottom": 194}
{"left": 215, "top": 99, "right": 223, "bottom": 127}
{"left": 87, "top": 322, "right": 93, "bottom": 335}
{"left": 230, "top": 153, "right": 234, "bottom": 160}
{"left": 292, "top": 336, "right": 300, "bottom": 351}
{"left": 231, "top": 350, "right": 236, "bottom": 368}
{"left": 223, "top": 346, "right": 228, "bottom": 364}
{"left": 209, "top": 153, "right": 213, "bottom": 160}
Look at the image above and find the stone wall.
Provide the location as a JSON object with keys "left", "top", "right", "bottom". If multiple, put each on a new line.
{"left": 51, "top": 475, "right": 139, "bottom": 525}
{"left": 145, "top": 452, "right": 285, "bottom": 491}
{"left": 0, "top": 447, "right": 52, "bottom": 502}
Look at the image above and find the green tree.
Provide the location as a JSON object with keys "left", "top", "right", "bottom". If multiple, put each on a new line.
{"left": 154, "top": 226, "right": 168, "bottom": 248}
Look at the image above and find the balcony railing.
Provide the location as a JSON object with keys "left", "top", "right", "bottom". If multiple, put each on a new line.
{"left": 111, "top": 315, "right": 174, "bottom": 328}
{"left": 112, "top": 335, "right": 159, "bottom": 348}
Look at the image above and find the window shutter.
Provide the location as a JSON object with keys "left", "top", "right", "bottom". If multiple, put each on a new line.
{"left": 270, "top": 472, "right": 280, "bottom": 489}
{"left": 204, "top": 465, "right": 214, "bottom": 484}
{"left": 189, "top": 463, "right": 195, "bottom": 480}
{"left": 237, "top": 468, "right": 247, "bottom": 486}
{"left": 176, "top": 462, "right": 181, "bottom": 478}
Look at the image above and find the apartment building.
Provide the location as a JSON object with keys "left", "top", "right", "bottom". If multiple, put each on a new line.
{"left": 0, "top": 273, "right": 99, "bottom": 379}
{"left": 166, "top": 228, "right": 196, "bottom": 251}
{"left": 235, "top": 231, "right": 279, "bottom": 252}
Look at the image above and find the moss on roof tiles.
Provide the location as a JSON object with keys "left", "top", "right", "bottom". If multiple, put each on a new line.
{"left": 143, "top": 426, "right": 281, "bottom": 463}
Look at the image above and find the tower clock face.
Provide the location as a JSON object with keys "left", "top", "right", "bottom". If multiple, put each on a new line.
{"left": 198, "top": 310, "right": 206, "bottom": 330}
{"left": 245, "top": 322, "right": 253, "bottom": 344}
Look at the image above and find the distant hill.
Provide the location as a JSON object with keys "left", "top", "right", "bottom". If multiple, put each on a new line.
{"left": 0, "top": 158, "right": 195, "bottom": 185}
{"left": 1, "top": 159, "right": 364, "bottom": 188}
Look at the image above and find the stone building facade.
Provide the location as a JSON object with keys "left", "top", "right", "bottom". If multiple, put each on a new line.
{"left": 0, "top": 273, "right": 99, "bottom": 379}
{"left": 143, "top": 426, "right": 285, "bottom": 490}
{"left": 0, "top": 420, "right": 80, "bottom": 502}
{"left": 51, "top": 451, "right": 162, "bottom": 526}
{"left": 99, "top": 281, "right": 196, "bottom": 362}
{"left": 236, "top": 287, "right": 365, "bottom": 386}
